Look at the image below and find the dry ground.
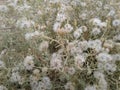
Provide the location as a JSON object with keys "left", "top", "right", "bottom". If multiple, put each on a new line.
{"left": 0, "top": 0, "right": 5, "bottom": 4}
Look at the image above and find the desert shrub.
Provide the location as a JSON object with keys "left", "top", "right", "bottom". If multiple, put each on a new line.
{"left": 0, "top": 0, "right": 120, "bottom": 90}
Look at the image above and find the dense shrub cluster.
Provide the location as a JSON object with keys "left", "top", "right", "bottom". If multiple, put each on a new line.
{"left": 0, "top": 0, "right": 120, "bottom": 90}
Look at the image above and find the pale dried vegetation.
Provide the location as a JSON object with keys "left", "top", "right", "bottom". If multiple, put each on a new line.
{"left": 0, "top": 0, "right": 120, "bottom": 90}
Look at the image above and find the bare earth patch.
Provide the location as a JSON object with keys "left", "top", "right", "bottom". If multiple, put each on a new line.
{"left": 0, "top": 0, "right": 6, "bottom": 5}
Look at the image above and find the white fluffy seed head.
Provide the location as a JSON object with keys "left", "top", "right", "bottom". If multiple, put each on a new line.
{"left": 16, "top": 19, "right": 35, "bottom": 29}
{"left": 64, "top": 82, "right": 75, "bottom": 90}
{"left": 64, "top": 23, "right": 73, "bottom": 33}
{"left": 50, "top": 53, "right": 62, "bottom": 70}
{"left": 90, "top": 18, "right": 101, "bottom": 26}
{"left": 10, "top": 72, "right": 21, "bottom": 83}
{"left": 56, "top": 12, "right": 66, "bottom": 22}
{"left": 74, "top": 55, "right": 85, "bottom": 69}
{"left": 78, "top": 41, "right": 88, "bottom": 51}
{"left": 104, "top": 63, "right": 116, "bottom": 73}
{"left": 0, "top": 85, "right": 8, "bottom": 90}
{"left": 25, "top": 31, "right": 40, "bottom": 40}
{"left": 94, "top": 71, "right": 105, "bottom": 79}
{"left": 0, "top": 5, "right": 9, "bottom": 12}
{"left": 0, "top": 60, "right": 5, "bottom": 68}
{"left": 53, "top": 22, "right": 61, "bottom": 32}
{"left": 99, "top": 22, "right": 107, "bottom": 28}
{"left": 96, "top": 53, "right": 112, "bottom": 62}
{"left": 67, "top": 67, "right": 76, "bottom": 75}
{"left": 112, "top": 19, "right": 120, "bottom": 27}
{"left": 24, "top": 56, "right": 34, "bottom": 70}
{"left": 88, "top": 39, "right": 102, "bottom": 53}
{"left": 39, "top": 41, "right": 49, "bottom": 52}
{"left": 113, "top": 34, "right": 120, "bottom": 41}
{"left": 73, "top": 28, "right": 83, "bottom": 39}
{"left": 85, "top": 85, "right": 96, "bottom": 90}
{"left": 91, "top": 27, "right": 101, "bottom": 35}
{"left": 73, "top": 30, "right": 81, "bottom": 39}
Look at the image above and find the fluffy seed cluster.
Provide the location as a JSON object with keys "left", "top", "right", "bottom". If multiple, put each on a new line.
{"left": 24, "top": 56, "right": 34, "bottom": 70}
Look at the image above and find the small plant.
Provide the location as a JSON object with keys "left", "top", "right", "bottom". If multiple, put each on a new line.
{"left": 0, "top": 0, "right": 120, "bottom": 90}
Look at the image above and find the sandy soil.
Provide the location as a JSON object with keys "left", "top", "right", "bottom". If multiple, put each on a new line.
{"left": 0, "top": 0, "right": 6, "bottom": 5}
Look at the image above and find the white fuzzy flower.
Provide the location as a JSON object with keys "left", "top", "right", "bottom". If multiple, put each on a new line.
{"left": 94, "top": 71, "right": 105, "bottom": 79}
{"left": 42, "top": 76, "right": 52, "bottom": 89}
{"left": 50, "top": 0, "right": 61, "bottom": 4}
{"left": 112, "top": 19, "right": 120, "bottom": 27}
{"left": 64, "top": 82, "right": 75, "bottom": 90}
{"left": 69, "top": 46, "right": 82, "bottom": 56}
{"left": 99, "top": 22, "right": 107, "bottom": 28}
{"left": 0, "top": 60, "right": 5, "bottom": 68}
{"left": 33, "top": 31, "right": 40, "bottom": 36}
{"left": 85, "top": 85, "right": 96, "bottom": 90}
{"left": 96, "top": 53, "right": 112, "bottom": 62}
{"left": 0, "top": 5, "right": 9, "bottom": 12}
{"left": 73, "top": 28, "right": 83, "bottom": 39}
{"left": 102, "top": 48, "right": 110, "bottom": 53}
{"left": 16, "top": 18, "right": 35, "bottom": 29}
{"left": 91, "top": 27, "right": 101, "bottom": 35}
{"left": 67, "top": 67, "right": 76, "bottom": 75}
{"left": 30, "top": 79, "right": 39, "bottom": 90}
{"left": 39, "top": 41, "right": 49, "bottom": 52}
{"left": 113, "top": 34, "right": 120, "bottom": 41}
{"left": 112, "top": 54, "right": 120, "bottom": 61}
{"left": 25, "top": 33, "right": 33, "bottom": 40}
{"left": 10, "top": 72, "right": 21, "bottom": 83}
{"left": 104, "top": 63, "right": 116, "bottom": 73}
{"left": 80, "top": 2, "right": 86, "bottom": 7}
{"left": 56, "top": 12, "right": 66, "bottom": 22}
{"left": 90, "top": 18, "right": 101, "bottom": 26}
{"left": 88, "top": 39, "right": 102, "bottom": 52}
{"left": 36, "top": 81, "right": 46, "bottom": 90}
{"left": 24, "top": 56, "right": 34, "bottom": 70}
{"left": 67, "top": 41, "right": 81, "bottom": 55}
{"left": 0, "top": 85, "right": 8, "bottom": 90}
{"left": 76, "top": 28, "right": 83, "bottom": 34}
{"left": 97, "top": 62, "right": 104, "bottom": 71}
{"left": 30, "top": 75, "right": 52, "bottom": 90}
{"left": 16, "top": 4, "right": 31, "bottom": 12}
{"left": 64, "top": 23, "right": 73, "bottom": 33}
{"left": 53, "top": 22, "right": 61, "bottom": 32}
{"left": 74, "top": 55, "right": 85, "bottom": 68}
{"left": 0, "top": 49, "right": 7, "bottom": 58}
{"left": 79, "top": 13, "right": 87, "bottom": 20}
{"left": 94, "top": 70, "right": 108, "bottom": 90}
{"left": 98, "top": 78, "right": 107, "bottom": 90}
{"left": 78, "top": 41, "right": 88, "bottom": 51}
{"left": 73, "top": 30, "right": 81, "bottom": 39}
{"left": 25, "top": 31, "right": 40, "bottom": 40}
{"left": 7, "top": 0, "right": 18, "bottom": 7}
{"left": 50, "top": 53, "right": 62, "bottom": 70}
